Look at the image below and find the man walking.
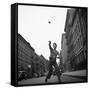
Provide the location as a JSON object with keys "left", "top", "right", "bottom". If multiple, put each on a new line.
{"left": 45, "top": 41, "right": 61, "bottom": 82}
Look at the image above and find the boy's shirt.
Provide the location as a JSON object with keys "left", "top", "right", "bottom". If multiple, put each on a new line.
{"left": 49, "top": 43, "right": 59, "bottom": 59}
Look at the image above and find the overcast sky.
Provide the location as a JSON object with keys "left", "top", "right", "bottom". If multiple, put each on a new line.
{"left": 18, "top": 5, "right": 68, "bottom": 60}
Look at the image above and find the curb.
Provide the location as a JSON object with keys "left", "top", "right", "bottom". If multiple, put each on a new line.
{"left": 63, "top": 74, "right": 87, "bottom": 81}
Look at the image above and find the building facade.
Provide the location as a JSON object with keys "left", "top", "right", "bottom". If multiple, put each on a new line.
{"left": 61, "top": 33, "right": 67, "bottom": 64}
{"left": 64, "top": 8, "right": 87, "bottom": 71}
{"left": 18, "top": 34, "right": 35, "bottom": 78}
{"left": 18, "top": 34, "right": 49, "bottom": 79}
{"left": 61, "top": 33, "right": 68, "bottom": 71}
{"left": 40, "top": 55, "right": 49, "bottom": 73}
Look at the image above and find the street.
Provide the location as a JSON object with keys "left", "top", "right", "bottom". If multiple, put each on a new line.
{"left": 18, "top": 72, "right": 85, "bottom": 85}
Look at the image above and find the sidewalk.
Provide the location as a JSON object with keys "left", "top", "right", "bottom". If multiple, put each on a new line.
{"left": 62, "top": 70, "right": 87, "bottom": 80}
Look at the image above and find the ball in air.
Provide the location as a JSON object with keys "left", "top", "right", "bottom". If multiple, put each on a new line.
{"left": 48, "top": 21, "right": 51, "bottom": 24}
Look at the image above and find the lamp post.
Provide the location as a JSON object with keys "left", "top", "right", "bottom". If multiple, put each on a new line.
{"left": 27, "top": 64, "right": 32, "bottom": 78}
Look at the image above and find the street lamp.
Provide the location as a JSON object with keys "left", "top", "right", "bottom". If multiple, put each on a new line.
{"left": 28, "top": 64, "right": 31, "bottom": 68}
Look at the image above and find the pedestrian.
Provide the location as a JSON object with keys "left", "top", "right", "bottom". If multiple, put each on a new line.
{"left": 45, "top": 41, "right": 61, "bottom": 82}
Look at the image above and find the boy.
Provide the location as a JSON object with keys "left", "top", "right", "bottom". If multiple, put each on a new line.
{"left": 45, "top": 41, "right": 61, "bottom": 82}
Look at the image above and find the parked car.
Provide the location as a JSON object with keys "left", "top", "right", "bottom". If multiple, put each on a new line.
{"left": 18, "top": 71, "right": 27, "bottom": 81}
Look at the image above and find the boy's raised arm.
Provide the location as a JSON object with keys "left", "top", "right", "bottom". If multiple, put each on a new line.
{"left": 48, "top": 41, "right": 52, "bottom": 50}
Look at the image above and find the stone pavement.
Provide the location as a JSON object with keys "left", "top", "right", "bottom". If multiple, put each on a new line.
{"left": 18, "top": 70, "right": 87, "bottom": 85}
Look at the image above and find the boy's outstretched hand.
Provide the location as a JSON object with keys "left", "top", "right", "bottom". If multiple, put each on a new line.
{"left": 48, "top": 41, "right": 51, "bottom": 44}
